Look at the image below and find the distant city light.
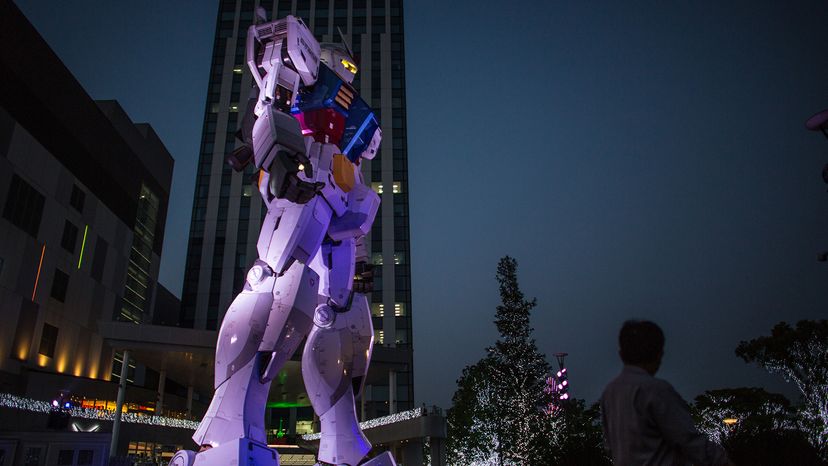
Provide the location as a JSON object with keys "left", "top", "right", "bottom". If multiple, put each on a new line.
{"left": 300, "top": 407, "right": 427, "bottom": 441}
{"left": 0, "top": 393, "right": 198, "bottom": 430}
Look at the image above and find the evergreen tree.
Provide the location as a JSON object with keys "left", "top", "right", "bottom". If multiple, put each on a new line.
{"left": 486, "top": 257, "right": 551, "bottom": 463}
{"left": 447, "top": 256, "right": 551, "bottom": 465}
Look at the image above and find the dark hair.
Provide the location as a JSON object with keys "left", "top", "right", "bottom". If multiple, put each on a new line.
{"left": 619, "top": 320, "right": 665, "bottom": 364}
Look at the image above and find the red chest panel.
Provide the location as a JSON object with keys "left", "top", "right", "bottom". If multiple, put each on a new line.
{"left": 295, "top": 109, "right": 346, "bottom": 146}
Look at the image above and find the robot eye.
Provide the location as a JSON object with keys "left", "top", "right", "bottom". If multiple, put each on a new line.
{"left": 340, "top": 58, "right": 358, "bottom": 75}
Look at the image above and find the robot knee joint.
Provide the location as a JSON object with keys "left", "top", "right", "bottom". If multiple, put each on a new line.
{"left": 245, "top": 260, "right": 274, "bottom": 290}
{"left": 313, "top": 304, "right": 336, "bottom": 328}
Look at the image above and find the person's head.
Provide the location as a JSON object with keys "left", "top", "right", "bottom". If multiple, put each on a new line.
{"left": 618, "top": 320, "right": 665, "bottom": 375}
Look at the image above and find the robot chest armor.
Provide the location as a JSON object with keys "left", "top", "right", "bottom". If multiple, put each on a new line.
{"left": 295, "top": 108, "right": 347, "bottom": 146}
{"left": 293, "top": 64, "right": 354, "bottom": 147}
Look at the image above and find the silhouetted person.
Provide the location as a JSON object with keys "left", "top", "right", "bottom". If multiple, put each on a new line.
{"left": 601, "top": 320, "right": 730, "bottom": 466}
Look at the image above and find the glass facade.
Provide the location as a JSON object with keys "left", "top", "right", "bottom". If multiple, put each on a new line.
{"left": 182, "top": 0, "right": 413, "bottom": 420}
{"left": 118, "top": 184, "right": 159, "bottom": 323}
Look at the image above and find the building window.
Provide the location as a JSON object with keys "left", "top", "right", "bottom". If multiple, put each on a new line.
{"left": 57, "top": 450, "right": 73, "bottom": 465}
{"left": 2, "top": 174, "right": 45, "bottom": 238}
{"left": 23, "top": 447, "right": 42, "bottom": 466}
{"left": 119, "top": 184, "right": 159, "bottom": 323}
{"left": 91, "top": 236, "right": 108, "bottom": 282}
{"left": 112, "top": 351, "right": 135, "bottom": 383}
{"left": 371, "top": 303, "right": 384, "bottom": 317}
{"left": 70, "top": 184, "right": 86, "bottom": 212}
{"left": 38, "top": 323, "right": 58, "bottom": 358}
{"left": 394, "top": 302, "right": 406, "bottom": 316}
{"left": 60, "top": 220, "right": 78, "bottom": 253}
{"left": 51, "top": 269, "right": 69, "bottom": 302}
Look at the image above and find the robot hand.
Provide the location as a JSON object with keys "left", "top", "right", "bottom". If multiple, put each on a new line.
{"left": 226, "top": 143, "right": 254, "bottom": 172}
{"left": 268, "top": 149, "right": 324, "bottom": 204}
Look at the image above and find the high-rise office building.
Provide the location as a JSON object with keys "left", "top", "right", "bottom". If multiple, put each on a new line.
{"left": 181, "top": 0, "right": 413, "bottom": 420}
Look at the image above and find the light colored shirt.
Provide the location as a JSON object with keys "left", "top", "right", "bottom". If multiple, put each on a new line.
{"left": 600, "top": 365, "right": 729, "bottom": 466}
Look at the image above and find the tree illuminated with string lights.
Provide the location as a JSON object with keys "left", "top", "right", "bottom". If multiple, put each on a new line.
{"left": 736, "top": 320, "right": 828, "bottom": 454}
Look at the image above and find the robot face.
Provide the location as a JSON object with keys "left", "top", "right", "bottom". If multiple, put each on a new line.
{"left": 320, "top": 43, "right": 357, "bottom": 84}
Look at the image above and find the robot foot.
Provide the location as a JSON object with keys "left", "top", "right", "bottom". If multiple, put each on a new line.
{"left": 168, "top": 450, "right": 196, "bottom": 466}
{"left": 312, "top": 452, "right": 396, "bottom": 466}
{"left": 360, "top": 452, "right": 397, "bottom": 466}
{"left": 170, "top": 439, "right": 279, "bottom": 466}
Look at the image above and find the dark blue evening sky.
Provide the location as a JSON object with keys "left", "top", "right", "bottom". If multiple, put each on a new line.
{"left": 16, "top": 0, "right": 828, "bottom": 408}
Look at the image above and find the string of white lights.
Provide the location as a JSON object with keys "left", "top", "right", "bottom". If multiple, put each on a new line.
{"left": 0, "top": 393, "right": 198, "bottom": 430}
{"left": 301, "top": 407, "right": 427, "bottom": 441}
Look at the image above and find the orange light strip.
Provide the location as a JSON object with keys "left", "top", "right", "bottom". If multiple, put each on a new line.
{"left": 32, "top": 244, "right": 45, "bottom": 301}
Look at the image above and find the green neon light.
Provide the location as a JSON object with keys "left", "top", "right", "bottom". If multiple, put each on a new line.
{"left": 266, "top": 401, "right": 308, "bottom": 409}
{"left": 77, "top": 225, "right": 89, "bottom": 269}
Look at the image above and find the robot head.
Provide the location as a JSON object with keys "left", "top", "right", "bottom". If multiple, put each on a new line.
{"left": 320, "top": 43, "right": 358, "bottom": 84}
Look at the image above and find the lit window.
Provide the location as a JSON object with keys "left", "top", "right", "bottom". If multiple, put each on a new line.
{"left": 233, "top": 67, "right": 243, "bottom": 74}
{"left": 371, "top": 252, "right": 383, "bottom": 265}
{"left": 376, "top": 330, "right": 384, "bottom": 344}
{"left": 371, "top": 182, "right": 384, "bottom": 194}
{"left": 394, "top": 303, "right": 405, "bottom": 316}
{"left": 392, "top": 182, "right": 402, "bottom": 194}
{"left": 295, "top": 420, "right": 314, "bottom": 434}
{"left": 229, "top": 103, "right": 239, "bottom": 113}
{"left": 371, "top": 303, "right": 384, "bottom": 317}
{"left": 242, "top": 184, "right": 253, "bottom": 197}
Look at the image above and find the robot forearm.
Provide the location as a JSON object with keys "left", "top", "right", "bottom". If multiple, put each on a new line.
{"left": 240, "top": 16, "right": 325, "bottom": 204}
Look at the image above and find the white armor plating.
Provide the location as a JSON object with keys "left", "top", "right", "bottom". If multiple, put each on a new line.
{"left": 175, "top": 11, "right": 387, "bottom": 466}
{"left": 247, "top": 16, "right": 319, "bottom": 117}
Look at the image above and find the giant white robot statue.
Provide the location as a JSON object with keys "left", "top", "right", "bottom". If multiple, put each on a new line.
{"left": 171, "top": 9, "right": 393, "bottom": 466}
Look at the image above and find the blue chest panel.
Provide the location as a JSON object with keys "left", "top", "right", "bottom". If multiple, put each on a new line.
{"left": 294, "top": 65, "right": 350, "bottom": 115}
{"left": 293, "top": 65, "right": 379, "bottom": 162}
